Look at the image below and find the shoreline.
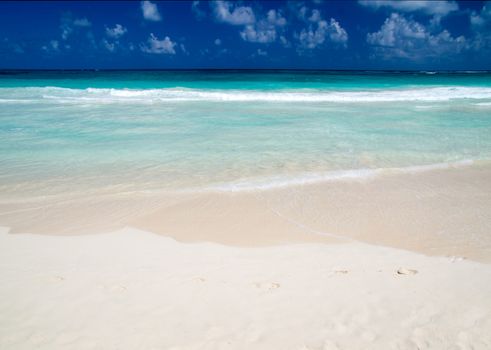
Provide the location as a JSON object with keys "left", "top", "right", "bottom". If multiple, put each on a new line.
{"left": 1, "top": 163, "right": 491, "bottom": 263}
{"left": 124, "top": 162, "right": 491, "bottom": 263}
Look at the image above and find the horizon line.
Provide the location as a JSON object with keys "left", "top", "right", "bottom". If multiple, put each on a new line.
{"left": 1, "top": 68, "right": 490, "bottom": 72}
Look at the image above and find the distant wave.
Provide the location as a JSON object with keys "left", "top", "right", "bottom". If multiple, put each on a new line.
{"left": 1, "top": 86, "right": 491, "bottom": 104}
{"left": 207, "top": 160, "right": 475, "bottom": 192}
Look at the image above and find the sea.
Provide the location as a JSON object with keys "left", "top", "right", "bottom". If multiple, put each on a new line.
{"left": 1, "top": 70, "right": 491, "bottom": 197}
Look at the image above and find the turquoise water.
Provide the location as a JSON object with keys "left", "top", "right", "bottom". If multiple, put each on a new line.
{"left": 1, "top": 70, "right": 491, "bottom": 196}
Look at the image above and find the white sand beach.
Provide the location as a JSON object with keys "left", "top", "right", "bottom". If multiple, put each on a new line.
{"left": 1, "top": 226, "right": 490, "bottom": 350}
{"left": 1, "top": 67, "right": 491, "bottom": 349}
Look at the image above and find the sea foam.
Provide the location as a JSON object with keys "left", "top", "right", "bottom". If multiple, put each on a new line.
{"left": 207, "top": 160, "right": 475, "bottom": 192}
{"left": 1, "top": 86, "right": 491, "bottom": 104}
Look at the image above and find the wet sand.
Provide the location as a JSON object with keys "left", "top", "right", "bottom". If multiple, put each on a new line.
{"left": 1, "top": 164, "right": 490, "bottom": 262}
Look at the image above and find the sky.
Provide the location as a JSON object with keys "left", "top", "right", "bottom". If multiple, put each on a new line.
{"left": 0, "top": 0, "right": 490, "bottom": 70}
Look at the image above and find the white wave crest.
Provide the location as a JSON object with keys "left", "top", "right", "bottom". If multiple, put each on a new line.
{"left": 207, "top": 160, "right": 475, "bottom": 192}
{"left": 1, "top": 86, "right": 491, "bottom": 104}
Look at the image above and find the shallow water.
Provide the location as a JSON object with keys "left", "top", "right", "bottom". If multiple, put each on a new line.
{"left": 1, "top": 70, "right": 491, "bottom": 198}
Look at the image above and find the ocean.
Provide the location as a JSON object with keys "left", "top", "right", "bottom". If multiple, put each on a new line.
{"left": 1, "top": 70, "right": 491, "bottom": 198}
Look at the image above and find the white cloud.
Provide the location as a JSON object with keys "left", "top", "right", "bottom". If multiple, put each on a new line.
{"left": 211, "top": 2, "right": 347, "bottom": 50}
{"left": 212, "top": 0, "right": 255, "bottom": 25}
{"left": 471, "top": 13, "right": 486, "bottom": 27}
{"left": 50, "top": 40, "right": 59, "bottom": 50}
{"left": 191, "top": 1, "right": 206, "bottom": 20}
{"left": 217, "top": 48, "right": 228, "bottom": 55}
{"left": 73, "top": 18, "right": 91, "bottom": 27}
{"left": 241, "top": 24, "right": 276, "bottom": 43}
{"left": 367, "top": 13, "right": 466, "bottom": 60}
{"left": 280, "top": 35, "right": 290, "bottom": 47}
{"left": 297, "top": 6, "right": 308, "bottom": 21}
{"left": 106, "top": 24, "right": 127, "bottom": 38}
{"left": 256, "top": 48, "right": 267, "bottom": 56}
{"left": 470, "top": 2, "right": 491, "bottom": 28}
{"left": 286, "top": 2, "right": 308, "bottom": 21}
{"left": 211, "top": 3, "right": 289, "bottom": 46}
{"left": 42, "top": 40, "right": 60, "bottom": 52}
{"left": 141, "top": 33, "right": 176, "bottom": 54}
{"left": 297, "top": 10, "right": 348, "bottom": 49}
{"left": 240, "top": 9, "right": 286, "bottom": 44}
{"left": 267, "top": 9, "right": 287, "bottom": 27}
{"left": 469, "top": 2, "right": 491, "bottom": 51}
{"left": 358, "top": 0, "right": 458, "bottom": 16}
{"left": 141, "top": 1, "right": 161, "bottom": 22}
{"left": 102, "top": 39, "right": 116, "bottom": 52}
{"left": 61, "top": 27, "right": 71, "bottom": 40}
{"left": 180, "top": 43, "right": 189, "bottom": 55}
{"left": 214, "top": 38, "right": 222, "bottom": 45}
{"left": 60, "top": 14, "right": 92, "bottom": 40}
{"left": 328, "top": 18, "right": 349, "bottom": 43}
{"left": 308, "top": 9, "right": 322, "bottom": 23}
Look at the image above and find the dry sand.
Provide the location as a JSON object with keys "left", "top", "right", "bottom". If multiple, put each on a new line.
{"left": 0, "top": 226, "right": 490, "bottom": 350}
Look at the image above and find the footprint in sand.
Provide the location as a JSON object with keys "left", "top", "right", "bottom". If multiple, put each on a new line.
{"left": 449, "top": 256, "right": 467, "bottom": 263}
{"left": 47, "top": 275, "right": 65, "bottom": 282}
{"left": 298, "top": 341, "right": 341, "bottom": 350}
{"left": 328, "top": 269, "right": 349, "bottom": 277}
{"left": 100, "top": 284, "right": 127, "bottom": 292}
{"left": 396, "top": 268, "right": 418, "bottom": 275}
{"left": 323, "top": 340, "right": 341, "bottom": 350}
{"left": 111, "top": 285, "right": 127, "bottom": 292}
{"left": 254, "top": 282, "right": 280, "bottom": 291}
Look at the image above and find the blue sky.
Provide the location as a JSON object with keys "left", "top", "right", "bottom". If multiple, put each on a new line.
{"left": 0, "top": 0, "right": 490, "bottom": 69}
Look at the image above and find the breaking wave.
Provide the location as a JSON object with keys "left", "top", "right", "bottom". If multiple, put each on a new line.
{"left": 1, "top": 86, "right": 491, "bottom": 104}
{"left": 207, "top": 160, "right": 475, "bottom": 192}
